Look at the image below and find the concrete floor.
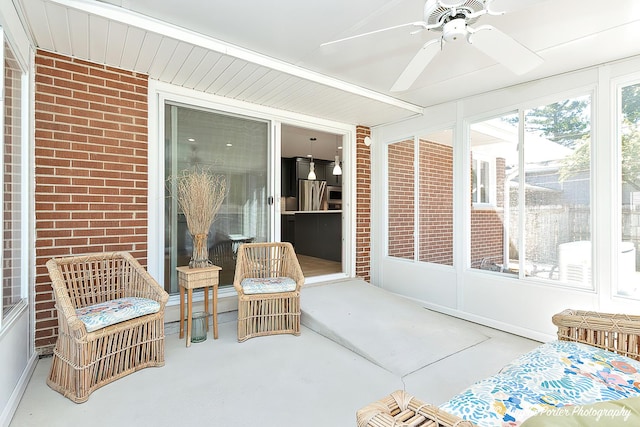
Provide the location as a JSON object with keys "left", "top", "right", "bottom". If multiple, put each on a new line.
{"left": 10, "top": 281, "right": 540, "bottom": 427}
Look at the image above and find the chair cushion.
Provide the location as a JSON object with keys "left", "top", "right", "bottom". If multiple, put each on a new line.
{"left": 76, "top": 297, "right": 161, "bottom": 332}
{"left": 241, "top": 277, "right": 297, "bottom": 294}
{"left": 440, "top": 340, "right": 640, "bottom": 426}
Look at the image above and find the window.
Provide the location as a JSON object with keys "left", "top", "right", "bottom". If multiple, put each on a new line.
{"left": 523, "top": 96, "right": 591, "bottom": 286}
{"left": 470, "top": 115, "right": 518, "bottom": 273}
{"left": 469, "top": 96, "right": 592, "bottom": 286}
{"left": 387, "top": 139, "right": 414, "bottom": 260}
{"left": 472, "top": 157, "right": 493, "bottom": 205}
{"left": 618, "top": 81, "right": 640, "bottom": 298}
{"left": 387, "top": 129, "right": 454, "bottom": 266}
{"left": 2, "top": 37, "right": 26, "bottom": 322}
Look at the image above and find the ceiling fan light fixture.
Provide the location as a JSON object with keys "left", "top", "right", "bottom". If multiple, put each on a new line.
{"left": 442, "top": 18, "right": 468, "bottom": 42}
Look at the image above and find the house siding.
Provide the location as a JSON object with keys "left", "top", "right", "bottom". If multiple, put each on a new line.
{"left": 34, "top": 50, "right": 149, "bottom": 351}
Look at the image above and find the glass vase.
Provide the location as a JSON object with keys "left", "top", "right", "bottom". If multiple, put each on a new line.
{"left": 189, "top": 232, "right": 211, "bottom": 268}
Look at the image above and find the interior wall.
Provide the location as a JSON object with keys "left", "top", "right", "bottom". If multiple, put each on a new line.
{"left": 371, "top": 54, "right": 640, "bottom": 342}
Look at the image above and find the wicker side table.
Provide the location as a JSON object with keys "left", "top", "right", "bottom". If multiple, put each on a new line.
{"left": 177, "top": 265, "right": 221, "bottom": 347}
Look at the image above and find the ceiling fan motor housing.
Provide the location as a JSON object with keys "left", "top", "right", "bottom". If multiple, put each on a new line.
{"left": 424, "top": 0, "right": 486, "bottom": 28}
{"left": 442, "top": 17, "right": 468, "bottom": 42}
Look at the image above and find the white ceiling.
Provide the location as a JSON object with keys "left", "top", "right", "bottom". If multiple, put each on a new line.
{"left": 13, "top": 0, "right": 640, "bottom": 156}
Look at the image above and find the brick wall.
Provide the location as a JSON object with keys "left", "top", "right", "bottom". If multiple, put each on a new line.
{"left": 470, "top": 157, "right": 506, "bottom": 268}
{"left": 355, "top": 126, "right": 371, "bottom": 282}
{"left": 3, "top": 47, "right": 22, "bottom": 310}
{"left": 419, "top": 140, "right": 453, "bottom": 265}
{"left": 387, "top": 140, "right": 415, "bottom": 260}
{"left": 385, "top": 138, "right": 508, "bottom": 268}
{"left": 34, "top": 50, "right": 149, "bottom": 350}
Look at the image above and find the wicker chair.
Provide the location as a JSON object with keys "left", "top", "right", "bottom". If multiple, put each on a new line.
{"left": 46, "top": 252, "right": 169, "bottom": 403}
{"left": 233, "top": 242, "right": 304, "bottom": 342}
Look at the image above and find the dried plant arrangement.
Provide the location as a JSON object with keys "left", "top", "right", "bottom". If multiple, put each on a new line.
{"left": 171, "top": 167, "right": 227, "bottom": 268}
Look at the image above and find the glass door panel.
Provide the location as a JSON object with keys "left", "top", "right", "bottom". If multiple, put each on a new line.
{"left": 164, "top": 103, "right": 270, "bottom": 293}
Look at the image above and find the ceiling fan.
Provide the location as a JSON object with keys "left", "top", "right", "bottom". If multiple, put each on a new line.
{"left": 322, "top": 0, "right": 543, "bottom": 92}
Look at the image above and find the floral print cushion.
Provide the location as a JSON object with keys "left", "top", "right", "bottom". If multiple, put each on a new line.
{"left": 440, "top": 341, "right": 640, "bottom": 427}
{"left": 241, "top": 277, "right": 297, "bottom": 294}
{"left": 75, "top": 297, "right": 161, "bottom": 332}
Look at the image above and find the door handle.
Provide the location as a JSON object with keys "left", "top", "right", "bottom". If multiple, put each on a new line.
{"left": 267, "top": 196, "right": 274, "bottom": 205}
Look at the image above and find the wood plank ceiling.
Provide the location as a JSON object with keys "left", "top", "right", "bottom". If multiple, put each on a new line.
{"left": 18, "top": 0, "right": 423, "bottom": 127}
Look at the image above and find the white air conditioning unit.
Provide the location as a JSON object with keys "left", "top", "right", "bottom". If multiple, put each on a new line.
{"left": 558, "top": 241, "right": 591, "bottom": 287}
{"left": 558, "top": 241, "right": 637, "bottom": 290}
{"left": 618, "top": 241, "right": 637, "bottom": 295}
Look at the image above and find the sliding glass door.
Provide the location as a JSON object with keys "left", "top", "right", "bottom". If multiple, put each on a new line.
{"left": 164, "top": 103, "right": 271, "bottom": 293}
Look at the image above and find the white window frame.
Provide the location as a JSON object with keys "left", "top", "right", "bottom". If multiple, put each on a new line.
{"left": 613, "top": 73, "right": 640, "bottom": 301}
{"left": 0, "top": 29, "right": 29, "bottom": 330}
{"left": 471, "top": 154, "right": 496, "bottom": 207}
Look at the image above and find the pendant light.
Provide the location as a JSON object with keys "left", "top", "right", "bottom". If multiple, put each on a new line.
{"left": 308, "top": 137, "right": 317, "bottom": 180}
{"left": 332, "top": 141, "right": 342, "bottom": 175}
{"left": 332, "top": 156, "right": 342, "bottom": 175}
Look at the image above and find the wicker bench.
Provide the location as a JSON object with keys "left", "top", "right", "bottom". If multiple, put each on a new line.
{"left": 357, "top": 309, "right": 640, "bottom": 427}
{"left": 46, "top": 252, "right": 169, "bottom": 403}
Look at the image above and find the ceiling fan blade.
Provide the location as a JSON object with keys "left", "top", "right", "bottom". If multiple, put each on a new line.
{"left": 321, "top": 21, "right": 427, "bottom": 47}
{"left": 391, "top": 39, "right": 441, "bottom": 92}
{"left": 468, "top": 25, "right": 543, "bottom": 75}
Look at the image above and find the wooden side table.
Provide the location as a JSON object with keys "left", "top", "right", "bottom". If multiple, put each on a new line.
{"left": 177, "top": 265, "right": 221, "bottom": 347}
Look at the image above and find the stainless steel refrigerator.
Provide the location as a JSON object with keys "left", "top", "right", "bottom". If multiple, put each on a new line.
{"left": 298, "top": 179, "right": 327, "bottom": 211}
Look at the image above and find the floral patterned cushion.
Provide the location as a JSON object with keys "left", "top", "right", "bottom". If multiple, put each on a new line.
{"left": 75, "top": 297, "right": 161, "bottom": 332}
{"left": 241, "top": 277, "right": 297, "bottom": 294}
{"left": 440, "top": 340, "right": 640, "bottom": 427}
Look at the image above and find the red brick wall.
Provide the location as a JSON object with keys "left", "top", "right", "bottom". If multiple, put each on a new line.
{"left": 388, "top": 140, "right": 415, "bottom": 259}
{"left": 355, "top": 126, "right": 371, "bottom": 282}
{"left": 419, "top": 140, "right": 453, "bottom": 265}
{"left": 34, "top": 50, "right": 149, "bottom": 350}
{"left": 3, "top": 48, "right": 22, "bottom": 309}
{"left": 470, "top": 157, "right": 506, "bottom": 268}
{"left": 385, "top": 138, "right": 507, "bottom": 268}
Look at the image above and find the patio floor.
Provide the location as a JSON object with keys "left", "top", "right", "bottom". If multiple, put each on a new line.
{"left": 10, "top": 280, "right": 540, "bottom": 427}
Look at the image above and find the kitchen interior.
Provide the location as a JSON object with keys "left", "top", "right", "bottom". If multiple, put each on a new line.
{"left": 281, "top": 124, "right": 343, "bottom": 277}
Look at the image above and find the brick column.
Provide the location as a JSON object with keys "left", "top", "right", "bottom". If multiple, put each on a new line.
{"left": 355, "top": 126, "right": 371, "bottom": 282}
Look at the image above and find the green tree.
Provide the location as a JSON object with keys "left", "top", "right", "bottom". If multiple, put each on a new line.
{"left": 560, "top": 83, "right": 640, "bottom": 187}
{"left": 525, "top": 98, "right": 590, "bottom": 148}
{"left": 623, "top": 84, "right": 640, "bottom": 123}
{"left": 620, "top": 127, "right": 640, "bottom": 191}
